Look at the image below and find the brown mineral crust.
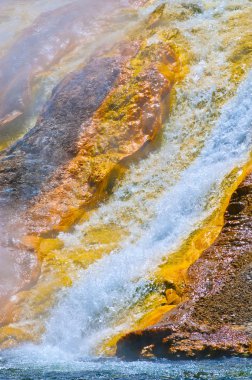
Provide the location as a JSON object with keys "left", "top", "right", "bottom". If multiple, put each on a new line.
{"left": 0, "top": 32, "right": 178, "bottom": 321}
{"left": 117, "top": 170, "right": 252, "bottom": 359}
{"left": 0, "top": 57, "right": 122, "bottom": 204}
{"left": 24, "top": 42, "right": 178, "bottom": 235}
{"left": 0, "top": 49, "right": 132, "bottom": 318}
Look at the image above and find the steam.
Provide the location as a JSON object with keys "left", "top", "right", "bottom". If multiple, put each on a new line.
{"left": 0, "top": 0, "right": 144, "bottom": 312}
{"left": 0, "top": 204, "right": 38, "bottom": 314}
{"left": 0, "top": 0, "right": 140, "bottom": 149}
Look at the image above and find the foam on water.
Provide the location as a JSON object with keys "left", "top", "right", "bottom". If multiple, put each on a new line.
{"left": 0, "top": 356, "right": 251, "bottom": 380}
{"left": 23, "top": 70, "right": 251, "bottom": 360}
{"left": 61, "top": 0, "right": 251, "bottom": 249}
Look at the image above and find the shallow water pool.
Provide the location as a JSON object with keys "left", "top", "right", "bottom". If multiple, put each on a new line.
{"left": 0, "top": 356, "right": 251, "bottom": 380}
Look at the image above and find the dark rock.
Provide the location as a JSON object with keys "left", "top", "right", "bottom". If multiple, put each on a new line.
{"left": 0, "top": 57, "right": 120, "bottom": 203}
{"left": 117, "top": 171, "right": 252, "bottom": 359}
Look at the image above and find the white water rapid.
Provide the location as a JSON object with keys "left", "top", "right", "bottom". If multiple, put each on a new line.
{"left": 1, "top": 0, "right": 251, "bottom": 365}
{"left": 23, "top": 69, "right": 250, "bottom": 360}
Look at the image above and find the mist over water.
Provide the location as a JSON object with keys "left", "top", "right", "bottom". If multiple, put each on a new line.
{"left": 0, "top": 0, "right": 140, "bottom": 150}
{"left": 0, "top": 0, "right": 142, "bottom": 315}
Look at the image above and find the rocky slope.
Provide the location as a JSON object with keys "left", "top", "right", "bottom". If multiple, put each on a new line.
{"left": 0, "top": 55, "right": 122, "bottom": 315}
{"left": 25, "top": 39, "right": 179, "bottom": 236}
{"left": 117, "top": 170, "right": 252, "bottom": 358}
{"left": 0, "top": 5, "right": 182, "bottom": 340}
{"left": 0, "top": 57, "right": 120, "bottom": 203}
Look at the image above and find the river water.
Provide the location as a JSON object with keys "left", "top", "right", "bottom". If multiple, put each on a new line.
{"left": 0, "top": 356, "right": 251, "bottom": 380}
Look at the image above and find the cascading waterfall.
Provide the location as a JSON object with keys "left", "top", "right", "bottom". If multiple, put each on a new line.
{"left": 37, "top": 70, "right": 251, "bottom": 358}
{"left": 11, "top": 68, "right": 251, "bottom": 361}
{"left": 0, "top": 0, "right": 251, "bottom": 373}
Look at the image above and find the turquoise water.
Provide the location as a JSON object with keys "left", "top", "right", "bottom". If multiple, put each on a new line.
{"left": 0, "top": 357, "right": 251, "bottom": 380}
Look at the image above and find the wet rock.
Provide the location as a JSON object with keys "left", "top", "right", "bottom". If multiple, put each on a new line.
{"left": 117, "top": 171, "right": 252, "bottom": 359}
{"left": 23, "top": 39, "right": 179, "bottom": 235}
{"left": 0, "top": 19, "right": 180, "bottom": 331}
{"left": 227, "top": 201, "right": 245, "bottom": 215}
{"left": 0, "top": 57, "right": 120, "bottom": 203}
{"left": 0, "top": 53, "right": 122, "bottom": 320}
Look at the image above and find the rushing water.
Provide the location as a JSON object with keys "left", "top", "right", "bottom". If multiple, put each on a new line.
{"left": 39, "top": 70, "right": 252, "bottom": 358}
{"left": 0, "top": 0, "right": 252, "bottom": 378}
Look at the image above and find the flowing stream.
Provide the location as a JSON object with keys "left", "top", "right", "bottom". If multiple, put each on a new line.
{"left": 0, "top": 0, "right": 251, "bottom": 379}
{"left": 40, "top": 69, "right": 252, "bottom": 358}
